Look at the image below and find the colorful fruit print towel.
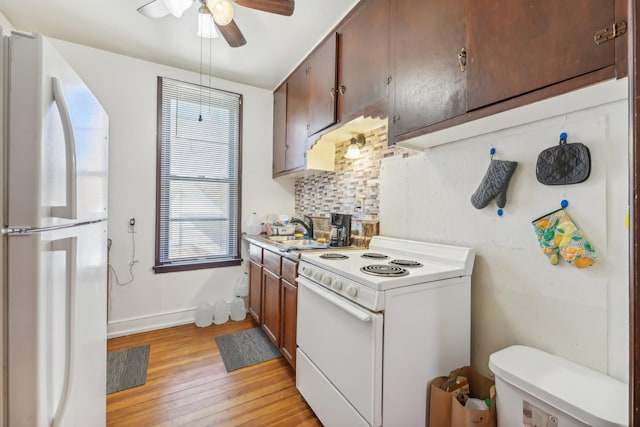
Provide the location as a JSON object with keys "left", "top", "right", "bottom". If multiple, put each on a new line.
{"left": 531, "top": 208, "right": 597, "bottom": 268}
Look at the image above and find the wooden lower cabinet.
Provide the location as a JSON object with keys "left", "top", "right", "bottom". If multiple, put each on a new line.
{"left": 247, "top": 243, "right": 299, "bottom": 370}
{"left": 280, "top": 279, "right": 298, "bottom": 368}
{"left": 248, "top": 260, "right": 262, "bottom": 323}
{"left": 261, "top": 268, "right": 281, "bottom": 346}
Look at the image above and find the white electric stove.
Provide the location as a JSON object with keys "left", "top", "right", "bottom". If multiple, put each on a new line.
{"left": 299, "top": 236, "right": 474, "bottom": 311}
{"left": 296, "top": 236, "right": 475, "bottom": 427}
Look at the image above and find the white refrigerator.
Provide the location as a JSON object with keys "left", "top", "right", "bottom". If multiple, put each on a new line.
{"left": 1, "top": 32, "right": 109, "bottom": 426}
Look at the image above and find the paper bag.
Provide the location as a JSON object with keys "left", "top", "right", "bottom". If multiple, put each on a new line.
{"left": 428, "top": 366, "right": 497, "bottom": 427}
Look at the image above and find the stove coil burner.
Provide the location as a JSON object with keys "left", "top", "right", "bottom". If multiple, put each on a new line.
{"left": 361, "top": 252, "right": 389, "bottom": 259}
{"left": 319, "top": 253, "right": 349, "bottom": 260}
{"left": 389, "top": 259, "right": 424, "bottom": 268}
{"left": 360, "top": 264, "right": 409, "bottom": 277}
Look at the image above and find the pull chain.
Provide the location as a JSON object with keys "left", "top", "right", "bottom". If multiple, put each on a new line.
{"left": 198, "top": 33, "right": 203, "bottom": 122}
{"left": 209, "top": 25, "right": 212, "bottom": 116}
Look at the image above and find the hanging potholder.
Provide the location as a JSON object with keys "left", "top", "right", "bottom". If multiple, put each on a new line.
{"left": 536, "top": 132, "right": 591, "bottom": 185}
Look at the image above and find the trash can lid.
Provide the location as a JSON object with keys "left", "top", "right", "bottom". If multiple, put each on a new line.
{"left": 488, "top": 345, "right": 627, "bottom": 426}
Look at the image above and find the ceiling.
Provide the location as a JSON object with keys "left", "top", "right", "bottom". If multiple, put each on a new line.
{"left": 0, "top": 0, "right": 360, "bottom": 90}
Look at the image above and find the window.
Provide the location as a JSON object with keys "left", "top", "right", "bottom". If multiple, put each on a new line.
{"left": 155, "top": 77, "right": 242, "bottom": 273}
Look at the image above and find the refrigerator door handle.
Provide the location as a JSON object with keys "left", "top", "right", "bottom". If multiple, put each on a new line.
{"left": 49, "top": 236, "right": 77, "bottom": 427}
{"left": 50, "top": 77, "right": 78, "bottom": 220}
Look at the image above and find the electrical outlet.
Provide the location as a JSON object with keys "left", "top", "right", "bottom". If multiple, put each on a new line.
{"left": 128, "top": 218, "right": 136, "bottom": 233}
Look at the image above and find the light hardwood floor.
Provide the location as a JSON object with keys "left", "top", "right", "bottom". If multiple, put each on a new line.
{"left": 107, "top": 318, "right": 322, "bottom": 426}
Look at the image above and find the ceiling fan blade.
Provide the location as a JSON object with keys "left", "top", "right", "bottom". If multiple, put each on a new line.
{"left": 137, "top": 0, "right": 170, "bottom": 18}
{"left": 215, "top": 19, "right": 247, "bottom": 47}
{"left": 234, "top": 0, "right": 294, "bottom": 16}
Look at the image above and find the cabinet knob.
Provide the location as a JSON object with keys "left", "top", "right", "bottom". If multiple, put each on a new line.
{"left": 339, "top": 85, "right": 346, "bottom": 96}
{"left": 458, "top": 48, "right": 466, "bottom": 72}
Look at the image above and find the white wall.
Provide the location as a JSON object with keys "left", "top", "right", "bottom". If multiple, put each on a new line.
{"left": 380, "top": 79, "right": 630, "bottom": 382}
{"left": 50, "top": 40, "right": 294, "bottom": 337}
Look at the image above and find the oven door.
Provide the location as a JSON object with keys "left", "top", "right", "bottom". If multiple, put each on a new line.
{"left": 296, "top": 276, "right": 383, "bottom": 427}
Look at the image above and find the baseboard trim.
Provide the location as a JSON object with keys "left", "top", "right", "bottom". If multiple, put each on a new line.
{"left": 107, "top": 308, "right": 196, "bottom": 339}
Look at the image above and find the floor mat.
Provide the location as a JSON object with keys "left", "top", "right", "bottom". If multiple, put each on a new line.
{"left": 106, "top": 344, "right": 150, "bottom": 394}
{"left": 215, "top": 327, "right": 282, "bottom": 372}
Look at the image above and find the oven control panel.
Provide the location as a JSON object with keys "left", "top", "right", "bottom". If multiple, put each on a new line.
{"left": 297, "top": 261, "right": 384, "bottom": 311}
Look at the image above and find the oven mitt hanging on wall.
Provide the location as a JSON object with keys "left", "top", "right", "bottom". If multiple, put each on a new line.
{"left": 531, "top": 208, "right": 597, "bottom": 268}
{"left": 471, "top": 159, "right": 518, "bottom": 209}
{"left": 536, "top": 132, "right": 591, "bottom": 185}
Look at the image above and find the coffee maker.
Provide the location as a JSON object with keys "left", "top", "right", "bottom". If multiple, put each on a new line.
{"left": 329, "top": 213, "right": 352, "bottom": 247}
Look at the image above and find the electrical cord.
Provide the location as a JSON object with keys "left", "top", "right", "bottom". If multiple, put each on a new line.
{"left": 108, "top": 226, "right": 139, "bottom": 287}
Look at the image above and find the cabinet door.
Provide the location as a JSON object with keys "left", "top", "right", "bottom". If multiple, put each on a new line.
{"left": 261, "top": 269, "right": 281, "bottom": 347}
{"left": 466, "top": 0, "right": 616, "bottom": 111}
{"left": 285, "top": 64, "right": 308, "bottom": 171}
{"left": 248, "top": 243, "right": 262, "bottom": 263}
{"left": 280, "top": 279, "right": 298, "bottom": 369}
{"left": 248, "top": 260, "right": 262, "bottom": 323}
{"left": 308, "top": 32, "right": 338, "bottom": 136}
{"left": 273, "top": 82, "right": 287, "bottom": 176}
{"left": 392, "top": 0, "right": 466, "bottom": 136}
{"left": 338, "top": 0, "right": 390, "bottom": 123}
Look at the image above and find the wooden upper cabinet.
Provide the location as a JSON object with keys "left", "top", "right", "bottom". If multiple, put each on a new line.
{"left": 272, "top": 82, "right": 287, "bottom": 176}
{"left": 285, "top": 63, "right": 309, "bottom": 171}
{"left": 308, "top": 32, "right": 338, "bottom": 136}
{"left": 466, "top": 0, "right": 617, "bottom": 111}
{"left": 274, "top": 0, "right": 626, "bottom": 155}
{"left": 338, "top": 0, "right": 390, "bottom": 123}
{"left": 392, "top": 0, "right": 466, "bottom": 136}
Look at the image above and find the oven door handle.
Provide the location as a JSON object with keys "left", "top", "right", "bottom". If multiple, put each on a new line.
{"left": 298, "top": 277, "right": 372, "bottom": 322}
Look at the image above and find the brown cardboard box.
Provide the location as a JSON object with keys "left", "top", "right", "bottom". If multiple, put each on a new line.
{"left": 428, "top": 366, "right": 497, "bottom": 427}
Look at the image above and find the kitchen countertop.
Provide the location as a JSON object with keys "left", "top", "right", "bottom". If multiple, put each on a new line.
{"left": 243, "top": 233, "right": 363, "bottom": 261}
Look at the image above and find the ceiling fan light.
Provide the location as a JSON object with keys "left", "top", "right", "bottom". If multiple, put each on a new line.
{"left": 197, "top": 11, "right": 219, "bottom": 38}
{"left": 163, "top": 0, "right": 192, "bottom": 17}
{"left": 207, "top": 0, "right": 234, "bottom": 26}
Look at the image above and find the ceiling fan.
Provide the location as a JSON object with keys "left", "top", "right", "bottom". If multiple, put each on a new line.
{"left": 137, "top": 0, "right": 295, "bottom": 47}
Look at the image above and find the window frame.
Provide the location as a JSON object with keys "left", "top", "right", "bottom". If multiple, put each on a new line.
{"left": 154, "top": 76, "right": 243, "bottom": 273}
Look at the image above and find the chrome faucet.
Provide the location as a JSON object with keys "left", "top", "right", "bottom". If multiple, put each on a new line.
{"left": 290, "top": 215, "right": 314, "bottom": 238}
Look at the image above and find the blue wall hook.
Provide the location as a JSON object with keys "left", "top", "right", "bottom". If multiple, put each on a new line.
{"left": 497, "top": 208, "right": 503, "bottom": 216}
{"left": 561, "top": 199, "right": 569, "bottom": 208}
{"left": 489, "top": 147, "right": 496, "bottom": 160}
{"left": 559, "top": 132, "right": 568, "bottom": 144}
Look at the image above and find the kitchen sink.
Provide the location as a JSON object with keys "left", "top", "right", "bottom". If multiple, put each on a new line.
{"left": 279, "top": 239, "right": 317, "bottom": 246}
{"left": 265, "top": 236, "right": 329, "bottom": 250}
{"left": 269, "top": 237, "right": 317, "bottom": 246}
{"left": 264, "top": 235, "right": 330, "bottom": 251}
{"left": 267, "top": 235, "right": 297, "bottom": 242}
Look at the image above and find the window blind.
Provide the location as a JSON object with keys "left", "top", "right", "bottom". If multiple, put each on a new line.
{"left": 156, "top": 77, "right": 242, "bottom": 271}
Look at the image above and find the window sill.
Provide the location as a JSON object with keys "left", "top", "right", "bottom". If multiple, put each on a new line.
{"left": 153, "top": 257, "right": 242, "bottom": 274}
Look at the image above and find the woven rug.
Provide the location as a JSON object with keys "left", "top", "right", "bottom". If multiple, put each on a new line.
{"left": 215, "top": 327, "right": 281, "bottom": 372}
{"left": 106, "top": 344, "right": 150, "bottom": 394}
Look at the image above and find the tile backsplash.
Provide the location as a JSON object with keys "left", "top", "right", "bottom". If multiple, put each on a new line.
{"left": 294, "top": 125, "right": 419, "bottom": 220}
